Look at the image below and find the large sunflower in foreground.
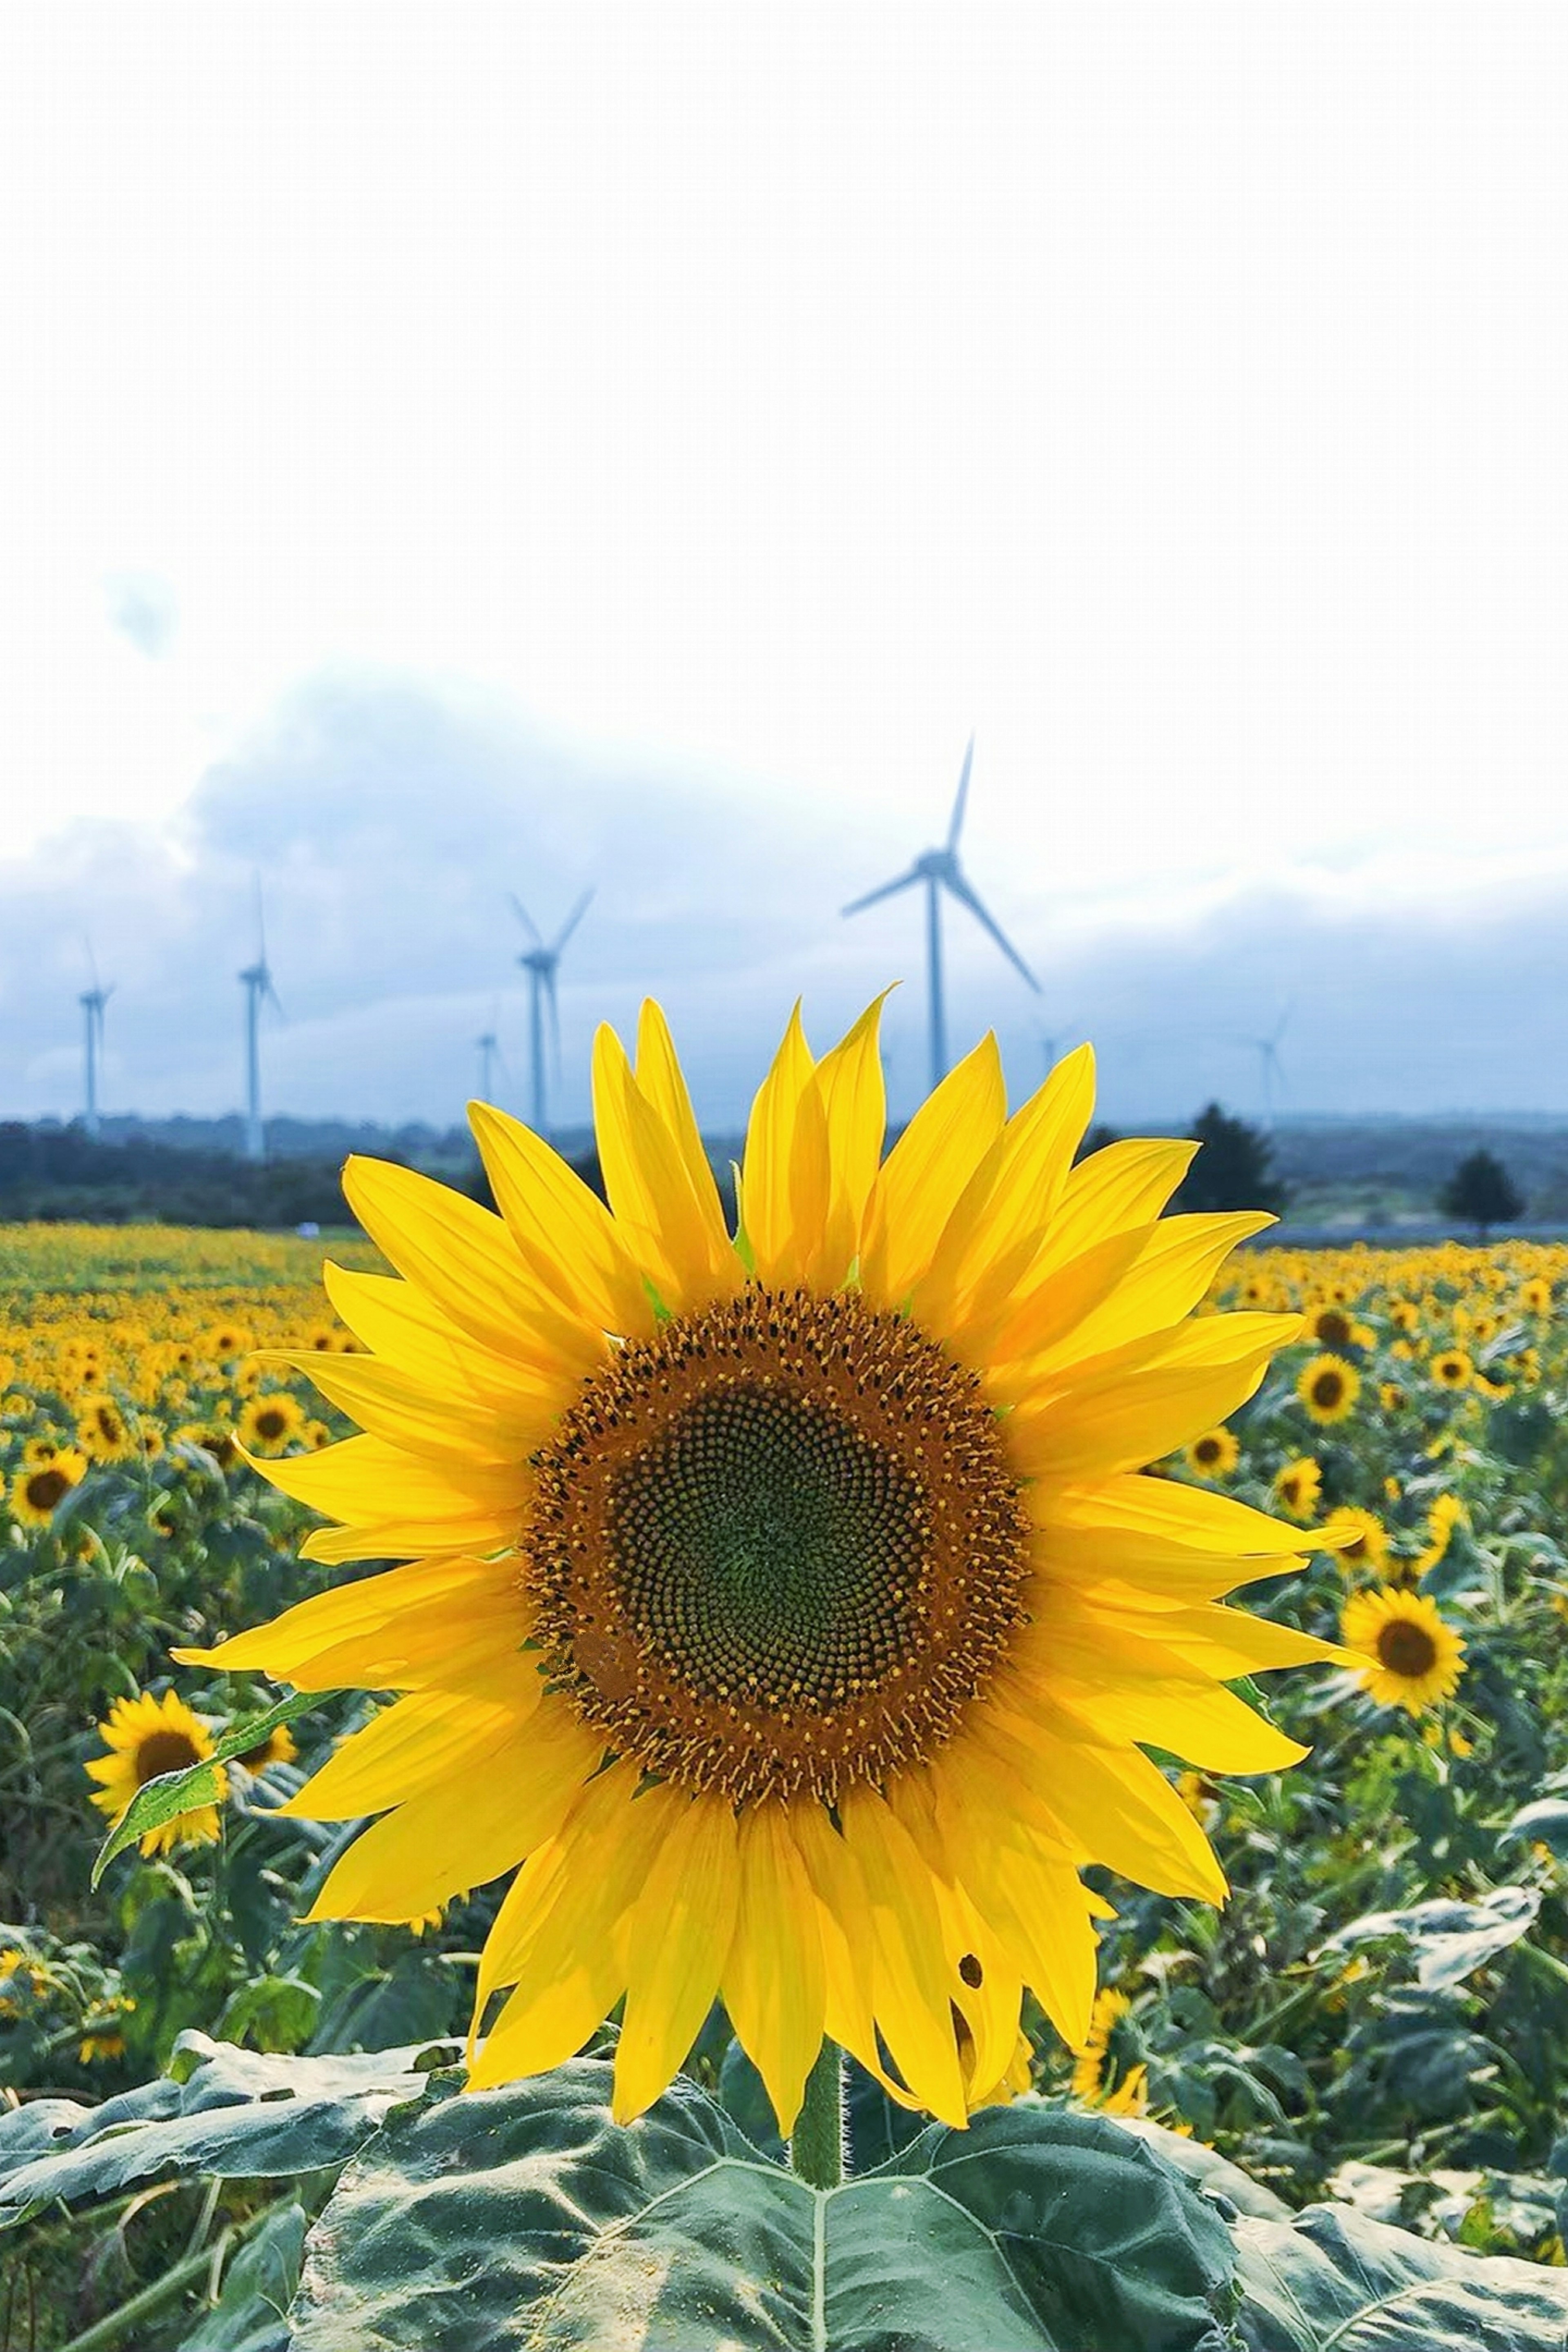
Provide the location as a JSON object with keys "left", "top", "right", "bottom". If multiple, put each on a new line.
{"left": 178, "top": 1001, "right": 1343, "bottom": 2135}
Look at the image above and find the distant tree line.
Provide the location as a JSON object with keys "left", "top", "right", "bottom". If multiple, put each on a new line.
{"left": 0, "top": 1124, "right": 353, "bottom": 1228}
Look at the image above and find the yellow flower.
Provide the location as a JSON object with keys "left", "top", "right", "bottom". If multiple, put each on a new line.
{"left": 1184, "top": 1427, "right": 1239, "bottom": 1480}
{"left": 1320, "top": 1506, "right": 1388, "bottom": 1576}
{"left": 85, "top": 1689, "right": 227, "bottom": 1856}
{"left": 1297, "top": 1354, "right": 1360, "bottom": 1425}
{"left": 1071, "top": 1988, "right": 1133, "bottom": 2103}
{"left": 76, "top": 1394, "right": 136, "bottom": 1462}
{"left": 1306, "top": 1303, "right": 1356, "bottom": 1352}
{"left": 234, "top": 1722, "right": 299, "bottom": 1771}
{"left": 176, "top": 1003, "right": 1337, "bottom": 2135}
{"left": 1519, "top": 1276, "right": 1552, "bottom": 1318}
{"left": 8, "top": 1447, "right": 87, "bottom": 1528}
{"left": 238, "top": 1391, "right": 306, "bottom": 1455}
{"left": 1272, "top": 1457, "right": 1322, "bottom": 1521}
{"left": 1430, "top": 1349, "right": 1473, "bottom": 1393}
{"left": 1340, "top": 1586, "right": 1466, "bottom": 1715}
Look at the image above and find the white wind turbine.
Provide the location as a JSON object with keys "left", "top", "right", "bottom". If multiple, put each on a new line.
{"left": 509, "top": 889, "right": 593, "bottom": 1136}
{"left": 1233, "top": 1007, "right": 1291, "bottom": 1129}
{"left": 475, "top": 1002, "right": 509, "bottom": 1105}
{"left": 80, "top": 940, "right": 114, "bottom": 1139}
{"left": 842, "top": 736, "right": 1040, "bottom": 1096}
{"left": 237, "top": 883, "right": 284, "bottom": 1163}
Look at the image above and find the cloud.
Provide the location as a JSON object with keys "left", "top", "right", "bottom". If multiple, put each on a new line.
{"left": 104, "top": 572, "right": 179, "bottom": 659}
{"left": 2, "top": 666, "right": 1566, "bottom": 1134}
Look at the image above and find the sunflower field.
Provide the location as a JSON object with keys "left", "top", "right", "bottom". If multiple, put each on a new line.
{"left": 4, "top": 1120, "right": 1568, "bottom": 2349}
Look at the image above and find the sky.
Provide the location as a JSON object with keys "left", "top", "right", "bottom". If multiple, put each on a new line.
{"left": 2, "top": 4, "right": 1566, "bottom": 1132}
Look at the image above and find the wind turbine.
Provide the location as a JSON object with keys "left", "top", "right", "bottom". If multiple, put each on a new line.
{"left": 237, "top": 884, "right": 284, "bottom": 1163}
{"left": 79, "top": 940, "right": 114, "bottom": 1139}
{"left": 475, "top": 1002, "right": 508, "bottom": 1104}
{"left": 1233, "top": 1007, "right": 1291, "bottom": 1129}
{"left": 509, "top": 889, "right": 593, "bottom": 1135}
{"left": 842, "top": 736, "right": 1040, "bottom": 1096}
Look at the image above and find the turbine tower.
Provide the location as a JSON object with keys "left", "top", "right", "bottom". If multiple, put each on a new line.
{"left": 842, "top": 735, "right": 1040, "bottom": 1096}
{"left": 475, "top": 1004, "right": 507, "bottom": 1104}
{"left": 1234, "top": 1007, "right": 1291, "bottom": 1129}
{"left": 509, "top": 889, "right": 593, "bottom": 1136}
{"left": 79, "top": 942, "right": 114, "bottom": 1140}
{"left": 237, "top": 885, "right": 284, "bottom": 1163}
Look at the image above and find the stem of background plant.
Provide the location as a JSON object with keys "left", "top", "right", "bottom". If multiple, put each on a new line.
{"left": 790, "top": 2038, "right": 846, "bottom": 2189}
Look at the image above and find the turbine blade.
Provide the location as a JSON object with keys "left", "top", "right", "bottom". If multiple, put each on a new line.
{"left": 945, "top": 733, "right": 976, "bottom": 852}
{"left": 254, "top": 873, "right": 267, "bottom": 965}
{"left": 85, "top": 933, "right": 100, "bottom": 992}
{"left": 942, "top": 871, "right": 1040, "bottom": 992}
{"left": 1270, "top": 1003, "right": 1294, "bottom": 1048}
{"left": 509, "top": 893, "right": 542, "bottom": 947}
{"left": 842, "top": 864, "right": 924, "bottom": 918}
{"left": 552, "top": 887, "right": 593, "bottom": 955}
{"left": 546, "top": 965, "right": 562, "bottom": 1078}
{"left": 265, "top": 978, "right": 286, "bottom": 1022}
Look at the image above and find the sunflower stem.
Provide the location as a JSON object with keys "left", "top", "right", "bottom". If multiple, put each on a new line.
{"left": 790, "top": 2039, "right": 846, "bottom": 2188}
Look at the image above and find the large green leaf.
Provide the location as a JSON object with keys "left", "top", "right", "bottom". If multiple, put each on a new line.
{"left": 0, "top": 2031, "right": 451, "bottom": 2225}
{"left": 1325, "top": 1886, "right": 1541, "bottom": 1991}
{"left": 285, "top": 2059, "right": 1238, "bottom": 2352}
{"left": 1232, "top": 2202, "right": 1568, "bottom": 2350}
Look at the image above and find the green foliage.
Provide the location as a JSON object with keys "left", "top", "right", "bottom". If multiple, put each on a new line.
{"left": 1441, "top": 1149, "right": 1526, "bottom": 1239}
{"left": 1178, "top": 1104, "right": 1288, "bottom": 1215}
{"left": 91, "top": 1693, "right": 320, "bottom": 1885}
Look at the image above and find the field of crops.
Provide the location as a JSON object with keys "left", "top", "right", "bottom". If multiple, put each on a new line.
{"left": 3, "top": 1216, "right": 1568, "bottom": 2348}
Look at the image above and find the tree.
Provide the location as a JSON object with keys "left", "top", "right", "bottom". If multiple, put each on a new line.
{"left": 1175, "top": 1103, "right": 1287, "bottom": 1217}
{"left": 1440, "top": 1148, "right": 1524, "bottom": 1241}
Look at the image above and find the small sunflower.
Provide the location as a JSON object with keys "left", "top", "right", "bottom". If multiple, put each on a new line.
{"left": 1307, "top": 1304, "right": 1356, "bottom": 1352}
{"left": 1319, "top": 1506, "right": 1388, "bottom": 1576}
{"left": 238, "top": 1392, "right": 306, "bottom": 1456}
{"left": 1519, "top": 1276, "right": 1552, "bottom": 1318}
{"left": 21, "top": 1435, "right": 60, "bottom": 1468}
{"left": 1184, "top": 1427, "right": 1240, "bottom": 1481}
{"left": 235, "top": 1723, "right": 299, "bottom": 1772}
{"left": 1297, "top": 1353, "right": 1360, "bottom": 1425}
{"left": 9, "top": 1447, "right": 87, "bottom": 1528}
{"left": 85, "top": 1689, "right": 227, "bottom": 1856}
{"left": 178, "top": 1001, "right": 1341, "bottom": 2134}
{"left": 1340, "top": 1586, "right": 1466, "bottom": 1715}
{"left": 1272, "top": 1456, "right": 1322, "bottom": 1521}
{"left": 76, "top": 1394, "right": 135, "bottom": 1463}
{"left": 1430, "top": 1349, "right": 1473, "bottom": 1392}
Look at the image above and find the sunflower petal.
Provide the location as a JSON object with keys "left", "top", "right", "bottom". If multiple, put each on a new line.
{"left": 614, "top": 1795, "right": 741, "bottom": 2121}
{"left": 860, "top": 1033, "right": 1007, "bottom": 1304}
{"left": 720, "top": 1803, "right": 827, "bottom": 2137}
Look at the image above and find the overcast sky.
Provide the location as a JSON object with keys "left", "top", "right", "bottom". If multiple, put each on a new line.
{"left": 2, "top": 4, "right": 1566, "bottom": 1130}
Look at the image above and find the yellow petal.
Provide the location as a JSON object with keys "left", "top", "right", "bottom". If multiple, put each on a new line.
{"left": 1046, "top": 1138, "right": 1200, "bottom": 1266}
{"left": 1049, "top": 1473, "right": 1314, "bottom": 1560}
{"left": 322, "top": 1264, "right": 561, "bottom": 1412}
{"left": 613, "top": 1795, "right": 741, "bottom": 2121}
{"left": 262, "top": 1348, "right": 552, "bottom": 1469}
{"left": 258, "top": 1432, "right": 528, "bottom": 1523}
{"left": 838, "top": 1786, "right": 969, "bottom": 2127}
{"left": 979, "top": 1704, "right": 1228, "bottom": 1906}
{"left": 809, "top": 994, "right": 890, "bottom": 1274}
{"left": 928, "top": 1757, "right": 1098, "bottom": 2050}
{"left": 989, "top": 1212, "right": 1274, "bottom": 1379}
{"left": 304, "top": 1702, "right": 601, "bottom": 1922}
{"left": 468, "top": 1099, "right": 654, "bottom": 1337}
{"left": 635, "top": 1001, "right": 732, "bottom": 1258}
{"left": 1011, "top": 1347, "right": 1278, "bottom": 1484}
{"left": 275, "top": 1677, "right": 539, "bottom": 1819}
{"left": 343, "top": 1156, "right": 601, "bottom": 1372}
{"left": 860, "top": 1034, "right": 1007, "bottom": 1305}
{"left": 740, "top": 1004, "right": 829, "bottom": 1286}
{"left": 720, "top": 1803, "right": 827, "bottom": 2137}
{"left": 592, "top": 1024, "right": 737, "bottom": 1309}
{"left": 171, "top": 1552, "right": 523, "bottom": 1691}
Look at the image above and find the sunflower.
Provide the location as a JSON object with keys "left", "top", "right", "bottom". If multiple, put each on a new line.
{"left": 9, "top": 1447, "right": 87, "bottom": 1528}
{"left": 234, "top": 1722, "right": 299, "bottom": 1771}
{"left": 238, "top": 1392, "right": 305, "bottom": 1456}
{"left": 1430, "top": 1349, "right": 1473, "bottom": 1392}
{"left": 1519, "top": 1276, "right": 1552, "bottom": 1318}
{"left": 1319, "top": 1506, "right": 1388, "bottom": 1576}
{"left": 177, "top": 1002, "right": 1340, "bottom": 2136}
{"left": 1184, "top": 1427, "right": 1239, "bottom": 1481}
{"left": 1272, "top": 1456, "right": 1322, "bottom": 1521}
{"left": 1340, "top": 1586, "right": 1466, "bottom": 1715}
{"left": 76, "top": 1394, "right": 135, "bottom": 1463}
{"left": 86, "top": 1689, "right": 227, "bottom": 1856}
{"left": 1297, "top": 1353, "right": 1360, "bottom": 1425}
{"left": 1307, "top": 1303, "right": 1356, "bottom": 1352}
{"left": 22, "top": 1435, "right": 60, "bottom": 1468}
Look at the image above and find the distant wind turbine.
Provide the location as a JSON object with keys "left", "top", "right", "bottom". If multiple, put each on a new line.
{"left": 842, "top": 736, "right": 1040, "bottom": 1096}
{"left": 475, "top": 1003, "right": 508, "bottom": 1104}
{"left": 1232, "top": 1007, "right": 1291, "bottom": 1129}
{"left": 509, "top": 889, "right": 593, "bottom": 1135}
{"left": 80, "top": 940, "right": 114, "bottom": 1140}
{"left": 237, "top": 882, "right": 284, "bottom": 1163}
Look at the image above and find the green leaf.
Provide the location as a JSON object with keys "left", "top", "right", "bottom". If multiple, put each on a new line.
{"left": 1508, "top": 1798, "right": 1568, "bottom": 1858}
{"left": 1232, "top": 2201, "right": 1568, "bottom": 2350}
{"left": 287, "top": 2059, "right": 1239, "bottom": 2352}
{"left": 0, "top": 2033, "right": 442, "bottom": 2225}
{"left": 1325, "top": 1886, "right": 1541, "bottom": 1991}
{"left": 183, "top": 2200, "right": 308, "bottom": 2352}
{"left": 89, "top": 1690, "right": 318, "bottom": 1887}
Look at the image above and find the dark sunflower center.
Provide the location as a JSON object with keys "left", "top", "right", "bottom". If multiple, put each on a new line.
{"left": 26, "top": 1469, "right": 68, "bottom": 1511}
{"left": 523, "top": 1285, "right": 1030, "bottom": 1803}
{"left": 135, "top": 1730, "right": 201, "bottom": 1783}
{"left": 1316, "top": 1311, "right": 1351, "bottom": 1347}
{"left": 254, "top": 1409, "right": 287, "bottom": 1441}
{"left": 1377, "top": 1619, "right": 1437, "bottom": 1678}
{"left": 1312, "top": 1372, "right": 1343, "bottom": 1408}
{"left": 1194, "top": 1438, "right": 1221, "bottom": 1465}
